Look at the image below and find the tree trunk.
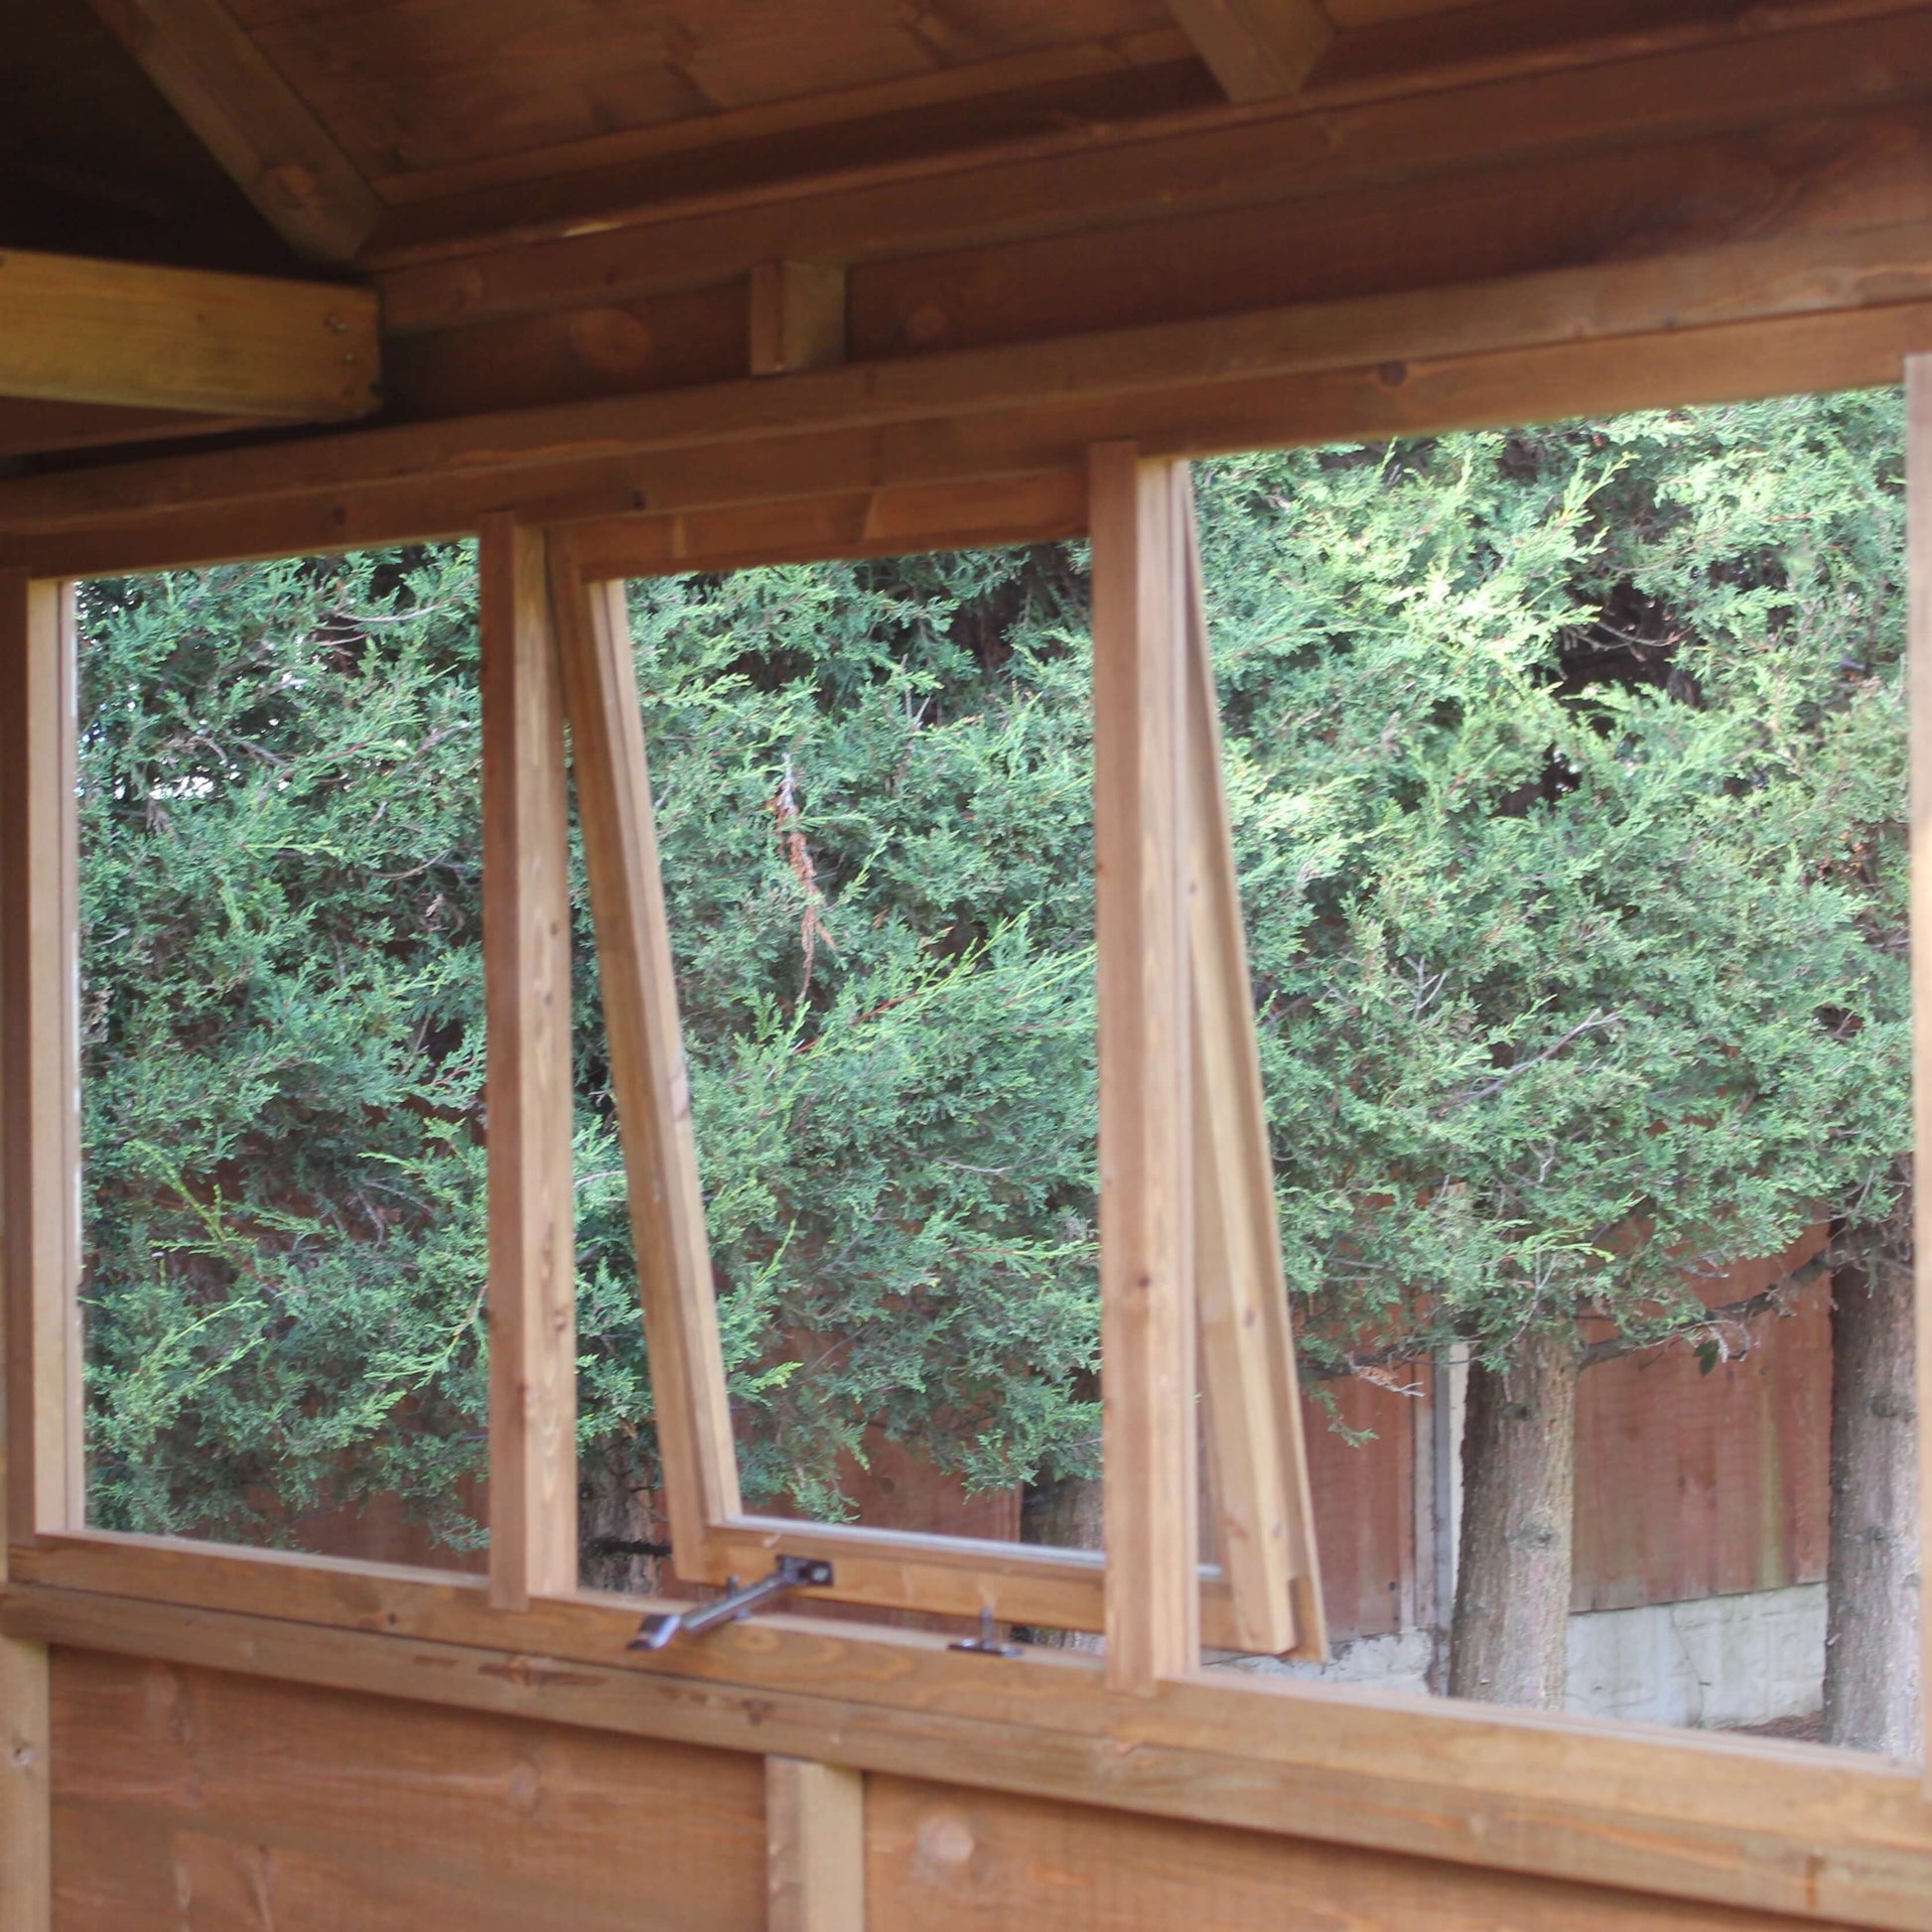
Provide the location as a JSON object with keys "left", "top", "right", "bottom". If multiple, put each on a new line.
{"left": 1020, "top": 1472, "right": 1106, "bottom": 1651}
{"left": 1448, "top": 1325, "right": 1578, "bottom": 1709}
{"left": 577, "top": 1438, "right": 665, "bottom": 1596}
{"left": 1824, "top": 1194, "right": 1921, "bottom": 1759}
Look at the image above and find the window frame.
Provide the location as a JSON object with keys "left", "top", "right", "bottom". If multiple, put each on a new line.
{"left": 1, "top": 351, "right": 1928, "bottom": 1931}
{"left": 544, "top": 449, "right": 1325, "bottom": 1678}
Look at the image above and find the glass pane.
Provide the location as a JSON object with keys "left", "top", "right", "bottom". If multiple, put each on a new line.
{"left": 78, "top": 545, "right": 488, "bottom": 1571}
{"left": 1202, "top": 390, "right": 1913, "bottom": 1752}
{"left": 575, "top": 545, "right": 1103, "bottom": 1607}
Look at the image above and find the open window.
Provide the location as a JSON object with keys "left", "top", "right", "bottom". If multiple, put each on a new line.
{"left": 519, "top": 450, "right": 1327, "bottom": 1684}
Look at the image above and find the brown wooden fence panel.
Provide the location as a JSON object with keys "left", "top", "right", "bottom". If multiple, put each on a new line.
{"left": 1573, "top": 1230, "right": 1832, "bottom": 1614}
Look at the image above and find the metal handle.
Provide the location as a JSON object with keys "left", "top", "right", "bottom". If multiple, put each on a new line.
{"left": 628, "top": 1553, "right": 835, "bottom": 1651}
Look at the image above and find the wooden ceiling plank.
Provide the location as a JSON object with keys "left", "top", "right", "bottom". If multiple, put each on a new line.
{"left": 81, "top": 0, "right": 383, "bottom": 263}
{"left": 1166, "top": 0, "right": 1334, "bottom": 98}
{"left": 0, "top": 248, "right": 378, "bottom": 422}
{"left": 365, "top": 31, "right": 1199, "bottom": 212}
{"left": 370, "top": 7, "right": 1932, "bottom": 331}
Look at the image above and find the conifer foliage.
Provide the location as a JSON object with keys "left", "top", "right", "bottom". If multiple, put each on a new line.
{"left": 77, "top": 395, "right": 1908, "bottom": 1678}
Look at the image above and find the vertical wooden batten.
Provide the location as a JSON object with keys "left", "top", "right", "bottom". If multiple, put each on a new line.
{"left": 766, "top": 1756, "right": 866, "bottom": 1932}
{"left": 1909, "top": 353, "right": 1932, "bottom": 1797}
{"left": 1091, "top": 445, "right": 1200, "bottom": 1694}
{"left": 0, "top": 1634, "right": 51, "bottom": 1927}
{"left": 482, "top": 517, "right": 579, "bottom": 1610}
{"left": 750, "top": 263, "right": 849, "bottom": 378}
{"left": 549, "top": 553, "right": 743, "bottom": 1560}
{"left": 1, "top": 572, "right": 82, "bottom": 1553}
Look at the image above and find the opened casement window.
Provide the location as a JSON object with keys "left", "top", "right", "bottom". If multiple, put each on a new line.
{"left": 487, "top": 445, "right": 1327, "bottom": 1690}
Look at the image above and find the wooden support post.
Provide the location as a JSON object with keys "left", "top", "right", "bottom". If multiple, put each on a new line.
{"left": 0, "top": 1634, "right": 50, "bottom": 1928}
{"left": 1180, "top": 493, "right": 1325, "bottom": 1663}
{"left": 750, "top": 263, "right": 848, "bottom": 377}
{"left": 1909, "top": 354, "right": 1932, "bottom": 1796}
{"left": 766, "top": 1757, "right": 865, "bottom": 1932}
{"left": 1090, "top": 444, "right": 1199, "bottom": 1694}
{"left": 483, "top": 518, "right": 579, "bottom": 1611}
{"left": 0, "top": 572, "right": 82, "bottom": 1552}
{"left": 549, "top": 553, "right": 742, "bottom": 1560}
{"left": 0, "top": 570, "right": 69, "bottom": 1931}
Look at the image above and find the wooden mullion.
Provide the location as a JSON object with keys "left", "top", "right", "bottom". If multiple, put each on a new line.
{"left": 549, "top": 553, "right": 741, "bottom": 1557}
{"left": 482, "top": 517, "right": 579, "bottom": 1610}
{"left": 1180, "top": 488, "right": 1327, "bottom": 1661}
{"left": 1091, "top": 444, "right": 1199, "bottom": 1694}
{"left": 1, "top": 572, "right": 82, "bottom": 1550}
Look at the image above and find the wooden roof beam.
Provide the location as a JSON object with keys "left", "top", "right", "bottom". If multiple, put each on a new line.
{"left": 83, "top": 0, "right": 382, "bottom": 264}
{"left": 0, "top": 248, "right": 378, "bottom": 423}
{"left": 1165, "top": 0, "right": 1333, "bottom": 100}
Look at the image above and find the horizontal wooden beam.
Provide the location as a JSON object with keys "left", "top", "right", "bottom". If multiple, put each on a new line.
{"left": 1167, "top": 0, "right": 1333, "bottom": 100}
{"left": 0, "top": 399, "right": 265, "bottom": 458}
{"left": 0, "top": 249, "right": 378, "bottom": 422}
{"left": 83, "top": 0, "right": 382, "bottom": 264}
{"left": 562, "top": 474, "right": 1087, "bottom": 582}
{"left": 6, "top": 1540, "right": 1932, "bottom": 1928}
{"left": 371, "top": 9, "right": 1932, "bottom": 329}
{"left": 2, "top": 220, "right": 1929, "bottom": 578}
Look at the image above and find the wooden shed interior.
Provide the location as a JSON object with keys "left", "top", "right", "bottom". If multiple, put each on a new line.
{"left": 5, "top": 0, "right": 1932, "bottom": 1924}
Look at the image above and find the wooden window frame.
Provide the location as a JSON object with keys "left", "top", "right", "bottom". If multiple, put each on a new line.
{"left": 2, "top": 345, "right": 1930, "bottom": 1930}
{"left": 544, "top": 447, "right": 1324, "bottom": 1682}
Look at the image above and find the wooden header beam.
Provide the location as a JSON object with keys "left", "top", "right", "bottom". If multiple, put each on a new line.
{"left": 1, "top": 224, "right": 1927, "bottom": 580}
{"left": 0, "top": 248, "right": 378, "bottom": 424}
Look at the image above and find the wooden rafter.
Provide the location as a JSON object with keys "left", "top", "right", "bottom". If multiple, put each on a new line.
{"left": 0, "top": 248, "right": 378, "bottom": 423}
{"left": 83, "top": 0, "right": 381, "bottom": 264}
{"left": 1165, "top": 0, "right": 1333, "bottom": 99}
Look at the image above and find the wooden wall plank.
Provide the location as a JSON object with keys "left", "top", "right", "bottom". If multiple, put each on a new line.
{"left": 1, "top": 1636, "right": 51, "bottom": 1930}
{"left": 767, "top": 1757, "right": 866, "bottom": 1932}
{"left": 844, "top": 105, "right": 1932, "bottom": 364}
{"left": 550, "top": 563, "right": 742, "bottom": 1557}
{"left": 0, "top": 574, "right": 81, "bottom": 1549}
{"left": 863, "top": 1774, "right": 1827, "bottom": 1931}
{"left": 11, "top": 1570, "right": 1932, "bottom": 1929}
{"left": 1091, "top": 446, "right": 1199, "bottom": 1694}
{"left": 49, "top": 1649, "right": 766, "bottom": 1929}
{"left": 482, "top": 516, "right": 578, "bottom": 1610}
{"left": 82, "top": 0, "right": 382, "bottom": 263}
